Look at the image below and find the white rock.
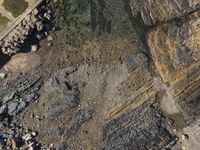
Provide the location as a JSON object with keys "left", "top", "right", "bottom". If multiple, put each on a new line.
{"left": 0, "top": 105, "right": 7, "bottom": 114}
{"left": 33, "top": 8, "right": 39, "bottom": 15}
{"left": 47, "top": 35, "right": 53, "bottom": 41}
{"left": 0, "top": 72, "right": 7, "bottom": 78}
{"left": 22, "top": 133, "right": 32, "bottom": 141}
{"left": 28, "top": 142, "right": 34, "bottom": 150}
{"left": 7, "top": 48, "right": 17, "bottom": 54}
{"left": 45, "top": 32, "right": 48, "bottom": 36}
{"left": 49, "top": 144, "right": 54, "bottom": 148}
{"left": 29, "top": 146, "right": 34, "bottom": 150}
{"left": 36, "top": 34, "right": 43, "bottom": 40}
{"left": 31, "top": 132, "right": 37, "bottom": 137}
{"left": 36, "top": 21, "right": 44, "bottom": 31}
{"left": 31, "top": 45, "right": 39, "bottom": 52}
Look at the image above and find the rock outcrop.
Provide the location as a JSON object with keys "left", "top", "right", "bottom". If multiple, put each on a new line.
{"left": 103, "top": 102, "right": 177, "bottom": 150}
{"left": 148, "top": 10, "right": 200, "bottom": 122}
{"left": 0, "top": 0, "right": 200, "bottom": 149}
{"left": 130, "top": 0, "right": 200, "bottom": 26}
{"left": 129, "top": 0, "right": 200, "bottom": 148}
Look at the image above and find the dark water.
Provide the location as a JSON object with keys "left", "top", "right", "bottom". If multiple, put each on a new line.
{"left": 20, "top": 31, "right": 40, "bottom": 53}
{"left": 0, "top": 52, "right": 10, "bottom": 69}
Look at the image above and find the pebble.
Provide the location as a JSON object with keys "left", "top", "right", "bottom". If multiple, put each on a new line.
{"left": 32, "top": 132, "right": 37, "bottom": 137}
{"left": 47, "top": 42, "right": 52, "bottom": 47}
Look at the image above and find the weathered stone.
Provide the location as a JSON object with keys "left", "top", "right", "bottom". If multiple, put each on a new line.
{"left": 47, "top": 35, "right": 53, "bottom": 41}
{"left": 22, "top": 133, "right": 32, "bottom": 141}
{"left": 130, "top": 0, "right": 200, "bottom": 26}
{"left": 43, "top": 68, "right": 80, "bottom": 119}
{"left": 148, "top": 11, "right": 200, "bottom": 122}
{"left": 103, "top": 102, "right": 177, "bottom": 150}
{"left": 31, "top": 45, "right": 39, "bottom": 52}
{"left": 0, "top": 105, "right": 8, "bottom": 115}
{"left": 36, "top": 21, "right": 44, "bottom": 31}
{"left": 33, "top": 8, "right": 39, "bottom": 15}
{"left": 8, "top": 102, "right": 18, "bottom": 115}
{"left": 0, "top": 72, "right": 7, "bottom": 79}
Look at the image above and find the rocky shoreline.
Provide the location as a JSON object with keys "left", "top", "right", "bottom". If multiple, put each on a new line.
{"left": 0, "top": 0, "right": 53, "bottom": 55}
{"left": 0, "top": 0, "right": 199, "bottom": 150}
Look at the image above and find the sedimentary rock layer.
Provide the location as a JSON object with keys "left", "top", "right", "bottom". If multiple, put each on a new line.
{"left": 130, "top": 0, "right": 200, "bottom": 26}
{"left": 148, "top": 11, "right": 200, "bottom": 122}
{"left": 103, "top": 102, "right": 177, "bottom": 150}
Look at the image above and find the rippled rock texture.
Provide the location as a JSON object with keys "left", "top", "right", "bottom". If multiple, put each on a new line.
{"left": 0, "top": 0, "right": 200, "bottom": 149}
{"left": 130, "top": 0, "right": 200, "bottom": 26}
{"left": 148, "top": 11, "right": 200, "bottom": 121}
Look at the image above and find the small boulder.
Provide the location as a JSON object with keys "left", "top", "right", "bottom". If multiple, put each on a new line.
{"left": 31, "top": 45, "right": 39, "bottom": 52}
{"left": 22, "top": 133, "right": 32, "bottom": 141}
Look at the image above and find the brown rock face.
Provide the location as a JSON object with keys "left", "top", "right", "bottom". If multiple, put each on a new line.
{"left": 130, "top": 0, "right": 200, "bottom": 26}
{"left": 148, "top": 11, "right": 200, "bottom": 122}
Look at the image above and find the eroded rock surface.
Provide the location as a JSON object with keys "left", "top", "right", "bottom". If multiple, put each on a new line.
{"left": 103, "top": 102, "right": 177, "bottom": 150}
{"left": 4, "top": 52, "right": 41, "bottom": 72}
{"left": 130, "top": 0, "right": 200, "bottom": 26}
{"left": 43, "top": 67, "right": 80, "bottom": 119}
{"left": 0, "top": 0, "right": 200, "bottom": 149}
{"left": 148, "top": 11, "right": 200, "bottom": 122}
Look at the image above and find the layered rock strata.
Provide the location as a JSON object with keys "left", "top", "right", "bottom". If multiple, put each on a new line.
{"left": 0, "top": 0, "right": 200, "bottom": 149}
{"left": 148, "top": 11, "right": 200, "bottom": 122}
{"left": 69, "top": 1, "right": 200, "bottom": 149}
{"left": 130, "top": 0, "right": 200, "bottom": 26}
{"left": 103, "top": 102, "right": 177, "bottom": 150}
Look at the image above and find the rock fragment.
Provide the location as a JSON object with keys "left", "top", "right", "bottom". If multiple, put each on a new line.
{"left": 0, "top": 72, "right": 7, "bottom": 79}
{"left": 22, "top": 133, "right": 32, "bottom": 141}
{"left": 31, "top": 45, "right": 39, "bottom": 52}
